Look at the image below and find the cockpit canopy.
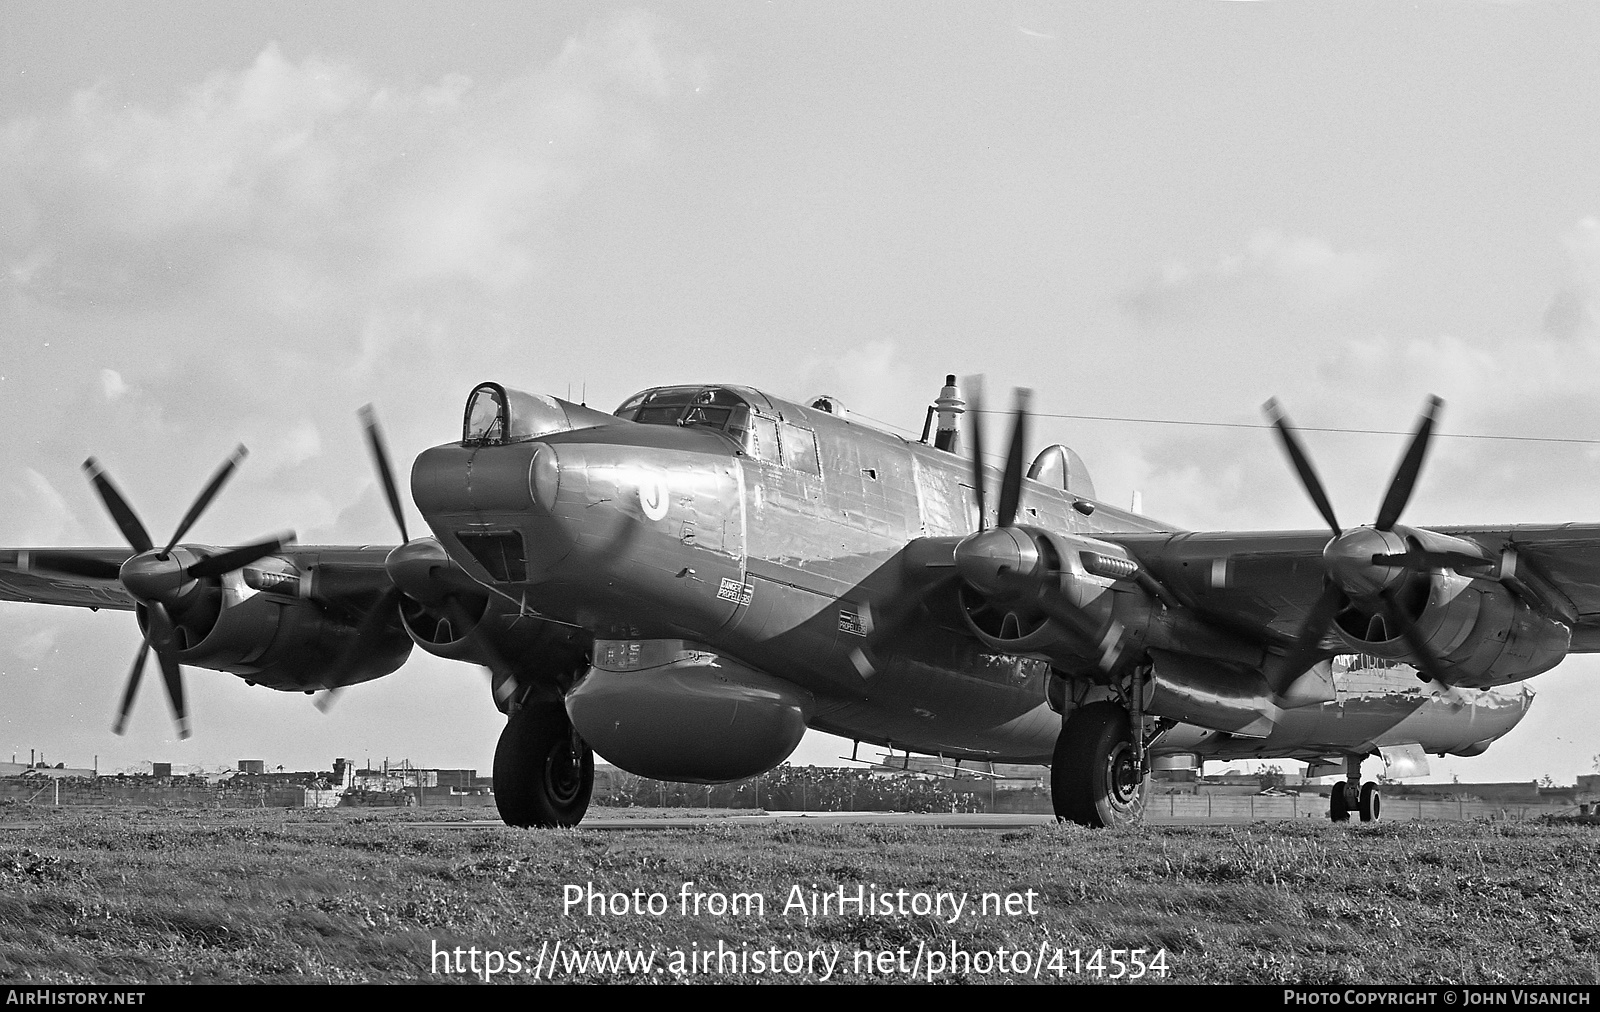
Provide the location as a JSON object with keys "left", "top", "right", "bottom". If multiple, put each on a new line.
{"left": 462, "top": 383, "right": 571, "bottom": 445}
{"left": 615, "top": 385, "right": 821, "bottom": 473}
{"left": 613, "top": 386, "right": 753, "bottom": 443}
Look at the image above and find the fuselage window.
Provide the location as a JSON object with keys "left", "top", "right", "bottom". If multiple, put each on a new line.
{"left": 747, "top": 415, "right": 781, "bottom": 463}
{"left": 781, "top": 422, "right": 820, "bottom": 475}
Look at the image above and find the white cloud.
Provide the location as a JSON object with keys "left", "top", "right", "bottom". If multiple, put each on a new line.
{"left": 0, "top": 15, "right": 703, "bottom": 550}
{"left": 3, "top": 469, "right": 84, "bottom": 545}
{"left": 0, "top": 16, "right": 700, "bottom": 313}
{"left": 796, "top": 340, "right": 928, "bottom": 436}
{"left": 1121, "top": 229, "right": 1386, "bottom": 325}
{"left": 1543, "top": 216, "right": 1600, "bottom": 341}
{"left": 99, "top": 369, "right": 128, "bottom": 401}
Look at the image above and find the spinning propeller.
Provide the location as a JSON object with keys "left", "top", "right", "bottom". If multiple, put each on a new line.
{"left": 858, "top": 379, "right": 1133, "bottom": 674}
{"left": 34, "top": 449, "right": 291, "bottom": 738}
{"left": 1264, "top": 395, "right": 1463, "bottom": 686}
{"left": 959, "top": 382, "right": 1136, "bottom": 667}
{"left": 321, "top": 407, "right": 517, "bottom": 709}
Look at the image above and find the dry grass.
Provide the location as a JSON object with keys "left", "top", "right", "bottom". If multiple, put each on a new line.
{"left": 2, "top": 803, "right": 1598, "bottom": 984}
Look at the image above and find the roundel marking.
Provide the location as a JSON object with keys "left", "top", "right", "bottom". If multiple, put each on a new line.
{"left": 639, "top": 472, "right": 670, "bottom": 521}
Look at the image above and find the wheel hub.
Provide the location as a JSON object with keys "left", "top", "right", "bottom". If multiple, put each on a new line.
{"left": 1108, "top": 743, "right": 1141, "bottom": 805}
{"left": 544, "top": 730, "right": 586, "bottom": 806}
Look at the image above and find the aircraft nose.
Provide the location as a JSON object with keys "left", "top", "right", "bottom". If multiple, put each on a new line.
{"left": 413, "top": 440, "right": 576, "bottom": 581}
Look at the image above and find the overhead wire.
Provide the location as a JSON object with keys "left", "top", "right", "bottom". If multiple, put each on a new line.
{"left": 850, "top": 407, "right": 1600, "bottom": 448}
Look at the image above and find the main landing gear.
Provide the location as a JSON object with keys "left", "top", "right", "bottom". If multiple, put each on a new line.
{"left": 493, "top": 701, "right": 595, "bottom": 828}
{"left": 1328, "top": 754, "right": 1381, "bottom": 823}
{"left": 1052, "top": 702, "right": 1149, "bottom": 828}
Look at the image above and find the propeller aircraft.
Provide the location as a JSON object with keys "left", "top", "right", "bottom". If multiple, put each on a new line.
{"left": 1, "top": 374, "right": 1589, "bottom": 828}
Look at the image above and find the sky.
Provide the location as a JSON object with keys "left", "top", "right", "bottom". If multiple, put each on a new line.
{"left": 5, "top": 1, "right": 1600, "bottom": 784}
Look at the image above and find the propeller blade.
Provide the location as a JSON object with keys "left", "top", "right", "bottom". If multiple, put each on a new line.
{"left": 146, "top": 602, "right": 190, "bottom": 739}
{"left": 1375, "top": 396, "right": 1443, "bottom": 532}
{"left": 962, "top": 377, "right": 987, "bottom": 530}
{"left": 1371, "top": 549, "right": 1493, "bottom": 573}
{"left": 188, "top": 533, "right": 295, "bottom": 579}
{"left": 996, "top": 388, "right": 1031, "bottom": 529}
{"left": 1262, "top": 399, "right": 1342, "bottom": 537}
{"left": 162, "top": 446, "right": 247, "bottom": 558}
{"left": 113, "top": 636, "right": 152, "bottom": 736}
{"left": 30, "top": 552, "right": 124, "bottom": 580}
{"left": 1272, "top": 580, "right": 1348, "bottom": 695}
{"left": 82, "top": 458, "right": 154, "bottom": 553}
{"left": 324, "top": 585, "right": 406, "bottom": 689}
{"left": 313, "top": 687, "right": 342, "bottom": 714}
{"left": 360, "top": 404, "right": 411, "bottom": 544}
{"left": 991, "top": 567, "right": 1115, "bottom": 668}
{"left": 865, "top": 572, "right": 960, "bottom": 647}
{"left": 440, "top": 594, "right": 525, "bottom": 703}
{"left": 1378, "top": 588, "right": 1449, "bottom": 685}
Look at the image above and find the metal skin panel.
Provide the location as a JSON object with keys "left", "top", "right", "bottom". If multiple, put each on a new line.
{"left": 1153, "top": 663, "right": 1532, "bottom": 763}
{"left": 1143, "top": 649, "right": 1279, "bottom": 738}
{"left": 0, "top": 549, "right": 136, "bottom": 611}
{"left": 566, "top": 645, "right": 809, "bottom": 783}
{"left": 170, "top": 585, "right": 412, "bottom": 692}
{"left": 1111, "top": 528, "right": 1571, "bottom": 688}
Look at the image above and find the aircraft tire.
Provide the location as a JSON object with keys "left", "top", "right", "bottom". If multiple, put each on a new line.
{"left": 1051, "top": 702, "right": 1148, "bottom": 828}
{"left": 1359, "top": 781, "right": 1381, "bottom": 823}
{"left": 493, "top": 701, "right": 594, "bottom": 828}
{"left": 1329, "top": 782, "right": 1352, "bottom": 822}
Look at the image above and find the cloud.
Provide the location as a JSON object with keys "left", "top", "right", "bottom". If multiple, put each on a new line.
{"left": 1543, "top": 217, "right": 1600, "bottom": 341}
{"left": 795, "top": 341, "right": 929, "bottom": 436}
{"left": 2, "top": 469, "right": 85, "bottom": 545}
{"left": 99, "top": 369, "right": 128, "bottom": 401}
{"left": 1121, "top": 229, "right": 1386, "bottom": 325}
{"left": 0, "top": 16, "right": 701, "bottom": 314}
{"left": 0, "top": 15, "right": 704, "bottom": 552}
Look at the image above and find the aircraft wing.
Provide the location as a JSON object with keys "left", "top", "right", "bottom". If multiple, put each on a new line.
{"left": 1106, "top": 522, "right": 1600, "bottom": 652}
{"left": 0, "top": 546, "right": 403, "bottom": 616}
{"left": 0, "top": 549, "right": 137, "bottom": 611}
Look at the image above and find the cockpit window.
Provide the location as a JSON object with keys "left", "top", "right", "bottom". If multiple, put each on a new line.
{"left": 464, "top": 384, "right": 506, "bottom": 444}
{"left": 463, "top": 382, "right": 570, "bottom": 445}
{"left": 615, "top": 386, "right": 753, "bottom": 444}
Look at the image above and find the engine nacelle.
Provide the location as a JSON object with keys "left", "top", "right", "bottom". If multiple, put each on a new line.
{"left": 402, "top": 593, "right": 589, "bottom": 707}
{"left": 1143, "top": 649, "right": 1278, "bottom": 737}
{"left": 956, "top": 527, "right": 1131, "bottom": 659}
{"left": 1336, "top": 568, "right": 1570, "bottom": 688}
{"left": 165, "top": 591, "right": 412, "bottom": 693}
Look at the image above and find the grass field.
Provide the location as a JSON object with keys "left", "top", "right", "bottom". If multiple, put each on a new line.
{"left": 1, "top": 803, "right": 1597, "bottom": 984}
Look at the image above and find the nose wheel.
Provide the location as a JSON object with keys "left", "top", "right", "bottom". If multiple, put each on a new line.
{"left": 494, "top": 701, "right": 594, "bottom": 828}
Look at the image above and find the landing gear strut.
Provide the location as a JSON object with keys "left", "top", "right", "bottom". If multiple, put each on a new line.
{"left": 493, "top": 701, "right": 594, "bottom": 828}
{"left": 1052, "top": 702, "right": 1148, "bottom": 828}
{"left": 1329, "top": 754, "right": 1380, "bottom": 823}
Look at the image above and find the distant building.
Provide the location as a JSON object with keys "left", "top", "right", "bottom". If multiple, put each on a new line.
{"left": 0, "top": 762, "right": 94, "bottom": 779}
{"left": 238, "top": 760, "right": 266, "bottom": 775}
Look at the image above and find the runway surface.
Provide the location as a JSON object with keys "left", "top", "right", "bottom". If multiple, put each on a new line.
{"left": 406, "top": 811, "right": 1286, "bottom": 830}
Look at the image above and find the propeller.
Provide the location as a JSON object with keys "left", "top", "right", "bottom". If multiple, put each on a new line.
{"left": 855, "top": 379, "right": 1133, "bottom": 675}
{"left": 322, "top": 406, "right": 517, "bottom": 706}
{"left": 1265, "top": 396, "right": 1453, "bottom": 686}
{"left": 317, "top": 406, "right": 415, "bottom": 704}
{"left": 36, "top": 448, "right": 293, "bottom": 738}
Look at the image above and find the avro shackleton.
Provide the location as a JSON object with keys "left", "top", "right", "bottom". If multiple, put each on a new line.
{"left": 3, "top": 375, "right": 1592, "bottom": 827}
